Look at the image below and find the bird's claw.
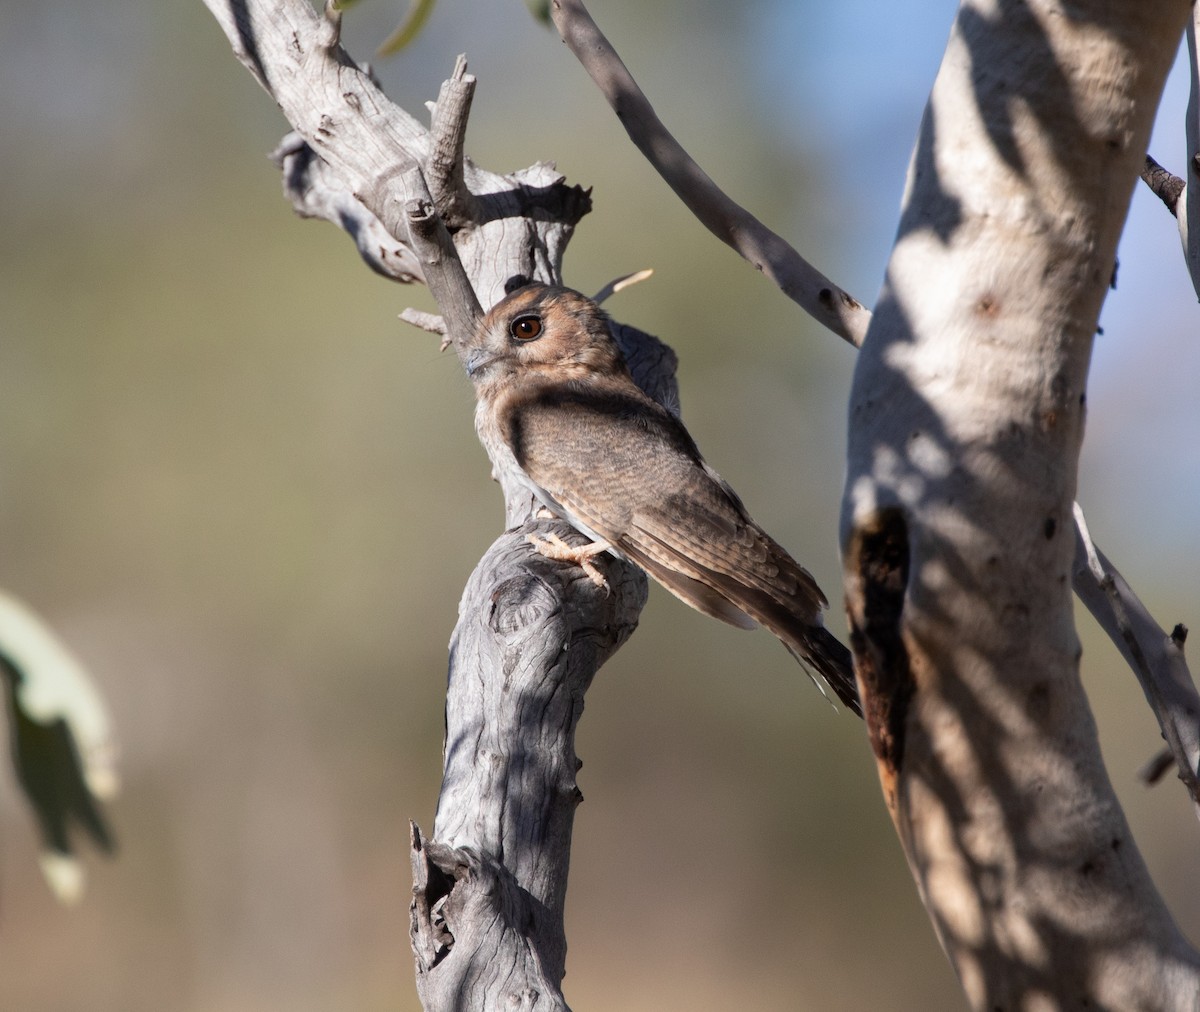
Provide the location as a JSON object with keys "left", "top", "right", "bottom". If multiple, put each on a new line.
{"left": 526, "top": 531, "right": 611, "bottom": 592}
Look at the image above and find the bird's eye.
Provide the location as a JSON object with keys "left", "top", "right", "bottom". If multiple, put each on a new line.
{"left": 510, "top": 315, "right": 543, "bottom": 341}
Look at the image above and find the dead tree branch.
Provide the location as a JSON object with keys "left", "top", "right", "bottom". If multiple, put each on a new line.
{"left": 1143, "top": 153, "right": 1186, "bottom": 216}
{"left": 203, "top": 2, "right": 675, "bottom": 1007}
{"left": 1184, "top": 14, "right": 1200, "bottom": 299}
{"left": 549, "top": 0, "right": 870, "bottom": 347}
{"left": 1073, "top": 507, "right": 1200, "bottom": 818}
{"left": 206, "top": 0, "right": 1200, "bottom": 1007}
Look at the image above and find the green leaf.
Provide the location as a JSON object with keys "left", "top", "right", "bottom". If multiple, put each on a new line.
{"left": 0, "top": 590, "right": 118, "bottom": 904}
{"left": 377, "top": 0, "right": 437, "bottom": 56}
{"left": 524, "top": 0, "right": 552, "bottom": 23}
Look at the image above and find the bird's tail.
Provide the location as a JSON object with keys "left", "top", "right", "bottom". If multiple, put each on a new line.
{"left": 784, "top": 625, "right": 862, "bottom": 718}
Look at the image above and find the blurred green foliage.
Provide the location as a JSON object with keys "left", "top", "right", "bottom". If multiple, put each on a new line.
{"left": 0, "top": 2, "right": 1194, "bottom": 1010}
{"left": 377, "top": 0, "right": 438, "bottom": 56}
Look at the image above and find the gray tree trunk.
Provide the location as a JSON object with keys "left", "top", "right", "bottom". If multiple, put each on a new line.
{"left": 841, "top": 2, "right": 1200, "bottom": 1006}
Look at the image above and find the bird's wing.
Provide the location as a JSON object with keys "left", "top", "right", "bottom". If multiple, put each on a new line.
{"left": 509, "top": 384, "right": 828, "bottom": 625}
{"left": 511, "top": 383, "right": 861, "bottom": 714}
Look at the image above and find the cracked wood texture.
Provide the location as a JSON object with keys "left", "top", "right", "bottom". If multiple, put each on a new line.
{"left": 201, "top": 3, "right": 680, "bottom": 1008}
{"left": 841, "top": 2, "right": 1200, "bottom": 1008}
{"left": 412, "top": 520, "right": 646, "bottom": 1010}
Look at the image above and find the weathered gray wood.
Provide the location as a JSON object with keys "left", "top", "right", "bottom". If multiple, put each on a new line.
{"left": 411, "top": 521, "right": 646, "bottom": 1009}
{"left": 202, "top": 4, "right": 675, "bottom": 1007}
{"left": 1073, "top": 510, "right": 1200, "bottom": 820}
{"left": 550, "top": 0, "right": 870, "bottom": 348}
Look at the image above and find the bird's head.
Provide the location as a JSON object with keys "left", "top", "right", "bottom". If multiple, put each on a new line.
{"left": 466, "top": 283, "right": 627, "bottom": 387}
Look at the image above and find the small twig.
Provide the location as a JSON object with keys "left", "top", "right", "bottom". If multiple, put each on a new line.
{"left": 1074, "top": 505, "right": 1156, "bottom": 686}
{"left": 592, "top": 268, "right": 653, "bottom": 304}
{"left": 1072, "top": 504, "right": 1200, "bottom": 818}
{"left": 399, "top": 307, "right": 448, "bottom": 334}
{"left": 427, "top": 55, "right": 481, "bottom": 229}
{"left": 400, "top": 308, "right": 452, "bottom": 351}
{"left": 550, "top": 0, "right": 869, "bottom": 347}
{"left": 400, "top": 164, "right": 483, "bottom": 358}
{"left": 1140, "top": 748, "right": 1176, "bottom": 786}
{"left": 1141, "top": 154, "right": 1185, "bottom": 216}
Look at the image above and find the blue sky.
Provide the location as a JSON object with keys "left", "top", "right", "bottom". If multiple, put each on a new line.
{"left": 752, "top": 1, "right": 1200, "bottom": 572}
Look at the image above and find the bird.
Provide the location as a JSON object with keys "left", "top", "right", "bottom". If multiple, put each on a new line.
{"left": 466, "top": 282, "right": 861, "bottom": 716}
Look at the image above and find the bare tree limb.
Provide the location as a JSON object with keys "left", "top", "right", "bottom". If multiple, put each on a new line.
{"left": 1184, "top": 14, "right": 1200, "bottom": 299}
{"left": 1073, "top": 506, "right": 1200, "bottom": 820}
{"left": 271, "top": 133, "right": 426, "bottom": 283}
{"left": 208, "top": 0, "right": 430, "bottom": 239}
{"left": 398, "top": 163, "right": 482, "bottom": 356}
{"left": 1142, "top": 153, "right": 1186, "bottom": 216}
{"left": 426, "top": 54, "right": 483, "bottom": 229}
{"left": 1069, "top": 505, "right": 1200, "bottom": 814}
{"left": 399, "top": 307, "right": 447, "bottom": 335}
{"left": 202, "top": 3, "right": 673, "bottom": 1008}
{"left": 417, "top": 519, "right": 646, "bottom": 1008}
{"left": 549, "top": 0, "right": 870, "bottom": 348}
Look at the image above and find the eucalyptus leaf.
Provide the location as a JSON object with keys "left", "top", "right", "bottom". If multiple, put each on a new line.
{"left": 524, "top": 0, "right": 551, "bottom": 24}
{"left": 377, "top": 0, "right": 437, "bottom": 56}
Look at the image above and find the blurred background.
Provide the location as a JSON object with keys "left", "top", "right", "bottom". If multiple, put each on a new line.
{"left": 1, "top": 1, "right": 1197, "bottom": 1008}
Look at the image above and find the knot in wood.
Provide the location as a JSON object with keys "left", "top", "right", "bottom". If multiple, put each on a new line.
{"left": 489, "top": 574, "right": 560, "bottom": 635}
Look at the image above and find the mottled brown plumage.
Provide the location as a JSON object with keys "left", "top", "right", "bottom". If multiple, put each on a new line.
{"left": 468, "top": 283, "right": 860, "bottom": 715}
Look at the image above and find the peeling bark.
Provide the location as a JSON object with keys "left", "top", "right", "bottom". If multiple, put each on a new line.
{"left": 845, "top": 508, "right": 912, "bottom": 812}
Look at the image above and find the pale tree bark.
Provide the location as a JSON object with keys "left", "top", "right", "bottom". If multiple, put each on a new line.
{"left": 202, "top": 3, "right": 678, "bottom": 1008}
{"left": 1142, "top": 10, "right": 1200, "bottom": 301}
{"left": 1184, "top": 11, "right": 1200, "bottom": 298}
{"left": 841, "top": 2, "right": 1200, "bottom": 1007}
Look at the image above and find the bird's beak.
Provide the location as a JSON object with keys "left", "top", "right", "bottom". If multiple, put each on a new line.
{"left": 465, "top": 347, "right": 497, "bottom": 379}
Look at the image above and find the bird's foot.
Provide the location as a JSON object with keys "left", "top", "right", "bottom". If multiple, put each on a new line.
{"left": 526, "top": 531, "right": 612, "bottom": 591}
